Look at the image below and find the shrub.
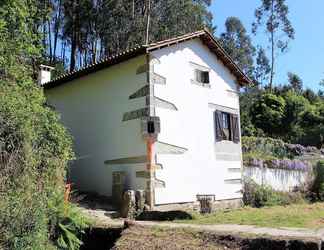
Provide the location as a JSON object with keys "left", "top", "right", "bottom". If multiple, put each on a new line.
{"left": 0, "top": 81, "right": 82, "bottom": 249}
{"left": 0, "top": 1, "right": 86, "bottom": 248}
{"left": 48, "top": 192, "right": 90, "bottom": 250}
{"left": 243, "top": 179, "right": 305, "bottom": 208}
{"left": 242, "top": 136, "right": 323, "bottom": 160}
{"left": 244, "top": 158, "right": 311, "bottom": 172}
{"left": 307, "top": 161, "right": 324, "bottom": 201}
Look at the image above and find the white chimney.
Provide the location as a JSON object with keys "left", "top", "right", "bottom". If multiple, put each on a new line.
{"left": 38, "top": 64, "right": 54, "bottom": 86}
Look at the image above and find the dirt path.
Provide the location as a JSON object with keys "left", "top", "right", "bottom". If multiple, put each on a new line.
{"left": 133, "top": 220, "right": 324, "bottom": 241}
{"left": 79, "top": 206, "right": 324, "bottom": 242}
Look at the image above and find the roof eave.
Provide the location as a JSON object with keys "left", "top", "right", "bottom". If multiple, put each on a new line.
{"left": 44, "top": 46, "right": 148, "bottom": 89}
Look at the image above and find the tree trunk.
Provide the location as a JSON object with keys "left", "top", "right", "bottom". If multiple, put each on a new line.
{"left": 62, "top": 42, "right": 66, "bottom": 68}
{"left": 70, "top": 32, "right": 77, "bottom": 71}
{"left": 145, "top": 0, "right": 151, "bottom": 44}
{"left": 53, "top": 0, "right": 62, "bottom": 62}
{"left": 47, "top": 19, "right": 52, "bottom": 62}
{"left": 70, "top": 0, "right": 78, "bottom": 72}
{"left": 269, "top": 0, "right": 275, "bottom": 91}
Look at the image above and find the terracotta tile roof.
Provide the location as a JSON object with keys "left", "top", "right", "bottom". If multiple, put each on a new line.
{"left": 44, "top": 29, "right": 252, "bottom": 89}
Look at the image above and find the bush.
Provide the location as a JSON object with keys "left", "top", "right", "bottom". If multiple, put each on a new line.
{"left": 242, "top": 136, "right": 323, "bottom": 160}
{"left": 48, "top": 192, "right": 90, "bottom": 250}
{"left": 307, "top": 161, "right": 324, "bottom": 202}
{"left": 243, "top": 179, "right": 305, "bottom": 208}
{"left": 0, "top": 82, "right": 83, "bottom": 249}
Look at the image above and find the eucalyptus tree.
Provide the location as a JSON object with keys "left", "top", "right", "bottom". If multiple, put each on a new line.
{"left": 219, "top": 17, "right": 255, "bottom": 78}
{"left": 252, "top": 0, "right": 295, "bottom": 90}
{"left": 46, "top": 0, "right": 214, "bottom": 71}
{"left": 254, "top": 47, "right": 271, "bottom": 86}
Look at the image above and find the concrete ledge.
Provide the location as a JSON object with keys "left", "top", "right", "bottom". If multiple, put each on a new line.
{"left": 154, "top": 198, "right": 243, "bottom": 212}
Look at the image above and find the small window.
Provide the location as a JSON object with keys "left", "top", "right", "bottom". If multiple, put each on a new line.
{"left": 195, "top": 69, "right": 210, "bottom": 84}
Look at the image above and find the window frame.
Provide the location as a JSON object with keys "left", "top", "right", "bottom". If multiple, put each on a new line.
{"left": 195, "top": 69, "right": 210, "bottom": 84}
{"left": 190, "top": 62, "right": 211, "bottom": 88}
{"left": 212, "top": 106, "right": 240, "bottom": 144}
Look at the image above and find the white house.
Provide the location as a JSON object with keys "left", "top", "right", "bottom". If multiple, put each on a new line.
{"left": 43, "top": 30, "right": 251, "bottom": 210}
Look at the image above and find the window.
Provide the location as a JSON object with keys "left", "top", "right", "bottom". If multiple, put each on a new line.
{"left": 221, "top": 112, "right": 231, "bottom": 140}
{"left": 195, "top": 69, "right": 210, "bottom": 84}
{"left": 222, "top": 112, "right": 230, "bottom": 129}
{"left": 214, "top": 111, "right": 240, "bottom": 143}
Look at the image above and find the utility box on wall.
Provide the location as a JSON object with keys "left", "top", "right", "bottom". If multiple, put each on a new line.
{"left": 141, "top": 116, "right": 160, "bottom": 137}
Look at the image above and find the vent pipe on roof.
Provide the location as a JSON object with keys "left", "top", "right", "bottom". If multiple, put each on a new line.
{"left": 38, "top": 64, "right": 54, "bottom": 86}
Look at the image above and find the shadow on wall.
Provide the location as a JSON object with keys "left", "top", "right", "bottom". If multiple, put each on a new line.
{"left": 136, "top": 210, "right": 193, "bottom": 221}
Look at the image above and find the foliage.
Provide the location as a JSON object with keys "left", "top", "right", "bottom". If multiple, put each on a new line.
{"left": 241, "top": 87, "right": 324, "bottom": 148}
{"left": 243, "top": 179, "right": 305, "bottom": 208}
{"left": 281, "top": 90, "right": 310, "bottom": 142}
{"left": 254, "top": 47, "right": 271, "bottom": 86}
{"left": 0, "top": 1, "right": 89, "bottom": 249}
{"left": 0, "top": 80, "right": 79, "bottom": 249}
{"left": 242, "top": 136, "right": 323, "bottom": 160}
{"left": 287, "top": 72, "right": 303, "bottom": 93}
{"left": 219, "top": 17, "right": 255, "bottom": 77}
{"left": 308, "top": 161, "right": 324, "bottom": 202}
{"left": 242, "top": 136, "right": 289, "bottom": 159}
{"left": 48, "top": 192, "right": 90, "bottom": 250}
{"left": 252, "top": 0, "right": 295, "bottom": 89}
{"left": 245, "top": 158, "right": 311, "bottom": 172}
{"left": 0, "top": 0, "right": 42, "bottom": 83}
{"left": 43, "top": 0, "right": 215, "bottom": 71}
{"left": 297, "top": 103, "right": 324, "bottom": 148}
{"left": 250, "top": 93, "right": 286, "bottom": 135}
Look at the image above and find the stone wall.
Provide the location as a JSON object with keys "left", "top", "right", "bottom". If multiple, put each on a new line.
{"left": 244, "top": 165, "right": 310, "bottom": 191}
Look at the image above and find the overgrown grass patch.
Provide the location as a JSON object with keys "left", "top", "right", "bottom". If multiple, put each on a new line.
{"left": 176, "top": 203, "right": 324, "bottom": 229}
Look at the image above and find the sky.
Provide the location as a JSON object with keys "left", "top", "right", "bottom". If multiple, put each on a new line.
{"left": 210, "top": 0, "right": 324, "bottom": 91}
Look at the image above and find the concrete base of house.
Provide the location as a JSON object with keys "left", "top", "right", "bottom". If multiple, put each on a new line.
{"left": 154, "top": 198, "right": 243, "bottom": 212}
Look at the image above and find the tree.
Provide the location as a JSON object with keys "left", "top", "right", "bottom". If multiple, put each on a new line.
{"left": 252, "top": 0, "right": 295, "bottom": 90}
{"left": 240, "top": 87, "right": 264, "bottom": 136}
{"left": 303, "top": 88, "right": 319, "bottom": 104}
{"left": 250, "top": 93, "right": 286, "bottom": 136}
{"left": 219, "top": 17, "right": 255, "bottom": 77}
{"left": 282, "top": 90, "right": 309, "bottom": 142}
{"left": 254, "top": 47, "right": 271, "bottom": 86}
{"left": 287, "top": 72, "right": 303, "bottom": 93}
{"left": 57, "top": 0, "right": 215, "bottom": 71}
{"left": 0, "top": 1, "right": 87, "bottom": 248}
{"left": 298, "top": 103, "right": 324, "bottom": 147}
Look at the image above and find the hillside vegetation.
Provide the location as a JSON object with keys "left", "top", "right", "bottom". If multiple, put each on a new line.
{"left": 0, "top": 0, "right": 323, "bottom": 249}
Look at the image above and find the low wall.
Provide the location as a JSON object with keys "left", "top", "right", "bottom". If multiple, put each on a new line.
{"left": 244, "top": 166, "right": 309, "bottom": 191}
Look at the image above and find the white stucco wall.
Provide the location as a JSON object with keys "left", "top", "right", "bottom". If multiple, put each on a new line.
{"left": 244, "top": 167, "right": 308, "bottom": 192}
{"left": 151, "top": 39, "right": 243, "bottom": 205}
{"left": 45, "top": 56, "right": 148, "bottom": 196}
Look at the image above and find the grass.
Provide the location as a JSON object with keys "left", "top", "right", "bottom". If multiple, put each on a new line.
{"left": 176, "top": 203, "right": 324, "bottom": 229}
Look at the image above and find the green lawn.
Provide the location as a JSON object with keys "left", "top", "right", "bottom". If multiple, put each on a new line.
{"left": 177, "top": 203, "right": 324, "bottom": 229}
